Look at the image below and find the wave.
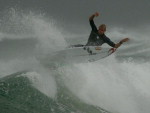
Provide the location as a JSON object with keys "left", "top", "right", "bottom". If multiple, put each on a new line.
{"left": 0, "top": 71, "right": 109, "bottom": 113}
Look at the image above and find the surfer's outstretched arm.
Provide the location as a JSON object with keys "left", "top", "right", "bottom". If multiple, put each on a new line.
{"left": 114, "top": 38, "right": 129, "bottom": 48}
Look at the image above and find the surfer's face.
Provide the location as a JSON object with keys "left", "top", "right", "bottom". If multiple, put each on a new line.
{"left": 98, "top": 24, "right": 106, "bottom": 34}
{"left": 98, "top": 27, "right": 106, "bottom": 34}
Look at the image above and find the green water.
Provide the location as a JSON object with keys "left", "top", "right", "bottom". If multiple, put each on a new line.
{"left": 0, "top": 71, "right": 110, "bottom": 113}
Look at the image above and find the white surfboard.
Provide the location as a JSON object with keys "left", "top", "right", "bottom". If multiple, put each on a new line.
{"left": 39, "top": 45, "right": 116, "bottom": 67}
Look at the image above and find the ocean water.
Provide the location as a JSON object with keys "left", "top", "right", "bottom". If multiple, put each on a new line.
{"left": 0, "top": 9, "right": 150, "bottom": 113}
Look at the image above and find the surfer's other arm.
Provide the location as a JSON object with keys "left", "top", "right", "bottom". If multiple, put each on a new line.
{"left": 114, "top": 38, "right": 129, "bottom": 48}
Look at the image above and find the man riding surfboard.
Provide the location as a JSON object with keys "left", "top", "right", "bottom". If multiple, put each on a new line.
{"left": 86, "top": 12, "right": 129, "bottom": 49}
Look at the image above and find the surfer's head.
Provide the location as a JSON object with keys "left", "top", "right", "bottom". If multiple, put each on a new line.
{"left": 98, "top": 24, "right": 106, "bottom": 34}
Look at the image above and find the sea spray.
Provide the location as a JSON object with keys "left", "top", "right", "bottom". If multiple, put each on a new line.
{"left": 58, "top": 55, "right": 150, "bottom": 113}
{"left": 0, "top": 9, "right": 67, "bottom": 76}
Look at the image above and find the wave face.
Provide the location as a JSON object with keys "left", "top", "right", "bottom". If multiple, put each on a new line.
{"left": 0, "top": 8, "right": 150, "bottom": 113}
{"left": 0, "top": 71, "right": 108, "bottom": 113}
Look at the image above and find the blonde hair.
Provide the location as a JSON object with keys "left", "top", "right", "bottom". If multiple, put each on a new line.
{"left": 99, "top": 24, "right": 106, "bottom": 31}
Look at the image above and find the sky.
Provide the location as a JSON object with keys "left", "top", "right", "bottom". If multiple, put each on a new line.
{"left": 0, "top": 0, "right": 150, "bottom": 28}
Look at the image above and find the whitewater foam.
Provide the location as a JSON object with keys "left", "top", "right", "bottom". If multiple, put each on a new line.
{"left": 58, "top": 55, "right": 150, "bottom": 113}
{"left": 23, "top": 69, "right": 57, "bottom": 98}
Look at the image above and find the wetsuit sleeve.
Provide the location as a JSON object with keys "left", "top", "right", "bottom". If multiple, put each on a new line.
{"left": 89, "top": 20, "right": 97, "bottom": 32}
{"left": 104, "top": 37, "right": 115, "bottom": 47}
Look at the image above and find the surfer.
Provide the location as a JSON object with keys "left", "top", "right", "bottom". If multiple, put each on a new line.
{"left": 86, "top": 12, "right": 129, "bottom": 48}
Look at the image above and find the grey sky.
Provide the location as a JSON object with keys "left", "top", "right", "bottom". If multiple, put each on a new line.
{"left": 0, "top": 0, "right": 150, "bottom": 28}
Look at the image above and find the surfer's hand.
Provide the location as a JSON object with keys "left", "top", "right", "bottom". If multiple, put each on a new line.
{"left": 89, "top": 12, "right": 99, "bottom": 20}
{"left": 115, "top": 38, "right": 129, "bottom": 48}
{"left": 94, "top": 12, "right": 99, "bottom": 17}
{"left": 121, "top": 38, "right": 129, "bottom": 43}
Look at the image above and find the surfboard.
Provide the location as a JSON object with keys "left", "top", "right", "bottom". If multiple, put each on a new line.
{"left": 61, "top": 45, "right": 116, "bottom": 62}
{"left": 39, "top": 44, "right": 116, "bottom": 67}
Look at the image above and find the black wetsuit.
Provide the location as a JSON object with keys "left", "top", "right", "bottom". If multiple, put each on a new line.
{"left": 86, "top": 19, "right": 115, "bottom": 47}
